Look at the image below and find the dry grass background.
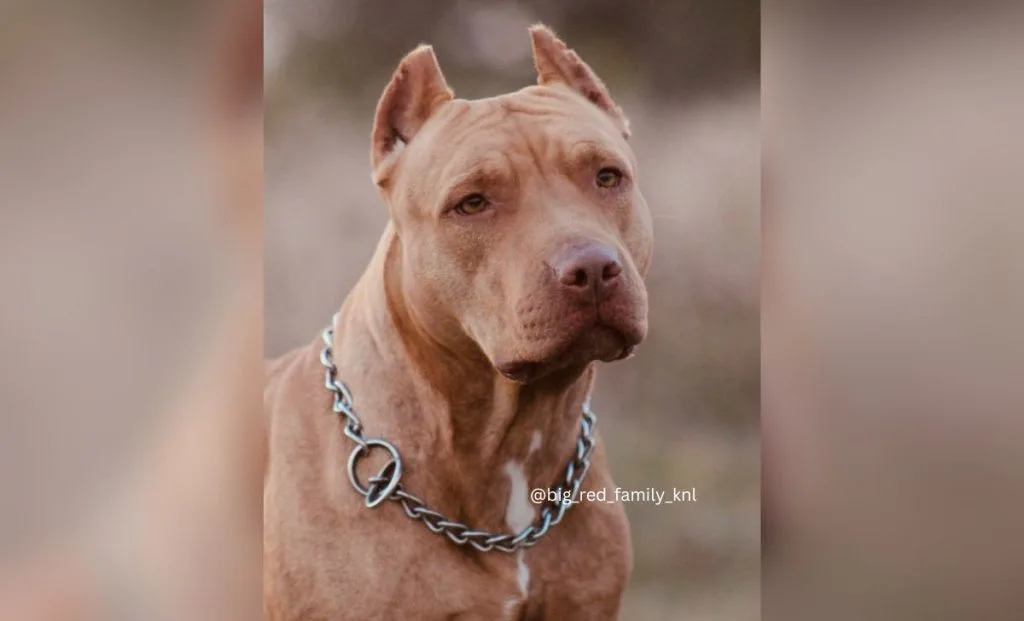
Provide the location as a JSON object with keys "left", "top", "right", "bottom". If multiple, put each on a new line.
{"left": 265, "top": 2, "right": 759, "bottom": 618}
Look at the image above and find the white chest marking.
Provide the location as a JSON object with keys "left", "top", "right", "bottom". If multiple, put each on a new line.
{"left": 503, "top": 456, "right": 537, "bottom": 617}
{"left": 504, "top": 461, "right": 534, "bottom": 534}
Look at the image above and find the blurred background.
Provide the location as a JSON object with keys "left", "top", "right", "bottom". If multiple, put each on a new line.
{"left": 0, "top": 1, "right": 263, "bottom": 619}
{"left": 7, "top": 2, "right": 1024, "bottom": 620}
{"left": 764, "top": 4, "right": 1024, "bottom": 620}
{"left": 0, "top": 0, "right": 224, "bottom": 554}
{"left": 265, "top": 1, "right": 760, "bottom": 619}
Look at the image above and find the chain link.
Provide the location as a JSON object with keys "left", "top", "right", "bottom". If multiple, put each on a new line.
{"left": 319, "top": 317, "right": 597, "bottom": 553}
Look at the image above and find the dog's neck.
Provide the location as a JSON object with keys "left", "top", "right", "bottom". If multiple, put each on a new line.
{"left": 334, "top": 224, "right": 594, "bottom": 530}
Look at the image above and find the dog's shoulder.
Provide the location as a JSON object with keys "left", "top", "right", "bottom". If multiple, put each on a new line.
{"left": 264, "top": 340, "right": 316, "bottom": 387}
{"left": 263, "top": 340, "right": 322, "bottom": 431}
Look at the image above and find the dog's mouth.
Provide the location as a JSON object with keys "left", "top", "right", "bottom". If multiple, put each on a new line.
{"left": 495, "top": 323, "right": 639, "bottom": 383}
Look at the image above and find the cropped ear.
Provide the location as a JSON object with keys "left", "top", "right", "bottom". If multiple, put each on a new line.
{"left": 529, "top": 24, "right": 630, "bottom": 138}
{"left": 371, "top": 45, "right": 454, "bottom": 183}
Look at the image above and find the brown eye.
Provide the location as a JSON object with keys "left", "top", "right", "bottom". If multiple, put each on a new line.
{"left": 454, "top": 193, "right": 489, "bottom": 215}
{"left": 596, "top": 167, "right": 623, "bottom": 188}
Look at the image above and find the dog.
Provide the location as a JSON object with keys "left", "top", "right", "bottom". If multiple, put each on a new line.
{"left": 263, "top": 25, "right": 653, "bottom": 620}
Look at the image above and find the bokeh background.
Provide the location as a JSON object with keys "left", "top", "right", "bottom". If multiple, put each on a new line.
{"left": 764, "top": 4, "right": 1024, "bottom": 620}
{"left": 265, "top": 1, "right": 760, "bottom": 618}
{"left": 7, "top": 3, "right": 1024, "bottom": 620}
{"left": 0, "top": 1, "right": 263, "bottom": 619}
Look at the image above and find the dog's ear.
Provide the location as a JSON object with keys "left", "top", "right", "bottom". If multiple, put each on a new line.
{"left": 371, "top": 45, "right": 454, "bottom": 184}
{"left": 529, "top": 24, "right": 630, "bottom": 138}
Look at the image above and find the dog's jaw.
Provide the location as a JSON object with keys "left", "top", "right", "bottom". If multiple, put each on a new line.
{"left": 495, "top": 322, "right": 640, "bottom": 384}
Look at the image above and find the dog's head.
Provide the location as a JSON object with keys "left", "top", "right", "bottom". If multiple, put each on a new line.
{"left": 370, "top": 25, "right": 653, "bottom": 383}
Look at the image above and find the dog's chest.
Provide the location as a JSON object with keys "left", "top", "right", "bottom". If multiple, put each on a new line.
{"left": 264, "top": 491, "right": 630, "bottom": 621}
{"left": 263, "top": 347, "right": 631, "bottom": 619}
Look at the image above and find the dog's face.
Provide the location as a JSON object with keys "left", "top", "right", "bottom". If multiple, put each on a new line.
{"left": 370, "top": 26, "right": 652, "bottom": 382}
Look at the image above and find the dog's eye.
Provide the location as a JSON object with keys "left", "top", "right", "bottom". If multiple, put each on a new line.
{"left": 454, "top": 193, "right": 489, "bottom": 216}
{"left": 596, "top": 167, "right": 624, "bottom": 189}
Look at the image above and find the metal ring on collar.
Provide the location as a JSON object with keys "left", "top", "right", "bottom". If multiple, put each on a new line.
{"left": 346, "top": 438, "right": 403, "bottom": 508}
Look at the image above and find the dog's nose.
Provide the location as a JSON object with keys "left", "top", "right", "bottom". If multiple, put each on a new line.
{"left": 552, "top": 243, "right": 622, "bottom": 297}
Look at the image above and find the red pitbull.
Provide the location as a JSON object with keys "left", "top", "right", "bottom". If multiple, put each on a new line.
{"left": 264, "top": 24, "right": 653, "bottom": 621}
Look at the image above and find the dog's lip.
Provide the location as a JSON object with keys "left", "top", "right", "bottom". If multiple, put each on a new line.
{"left": 496, "top": 360, "right": 543, "bottom": 383}
{"left": 496, "top": 323, "right": 640, "bottom": 383}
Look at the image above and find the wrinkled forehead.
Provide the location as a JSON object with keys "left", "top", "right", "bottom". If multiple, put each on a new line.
{"left": 395, "top": 86, "right": 633, "bottom": 192}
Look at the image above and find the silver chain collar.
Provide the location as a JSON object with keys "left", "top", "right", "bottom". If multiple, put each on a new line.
{"left": 319, "top": 317, "right": 597, "bottom": 553}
